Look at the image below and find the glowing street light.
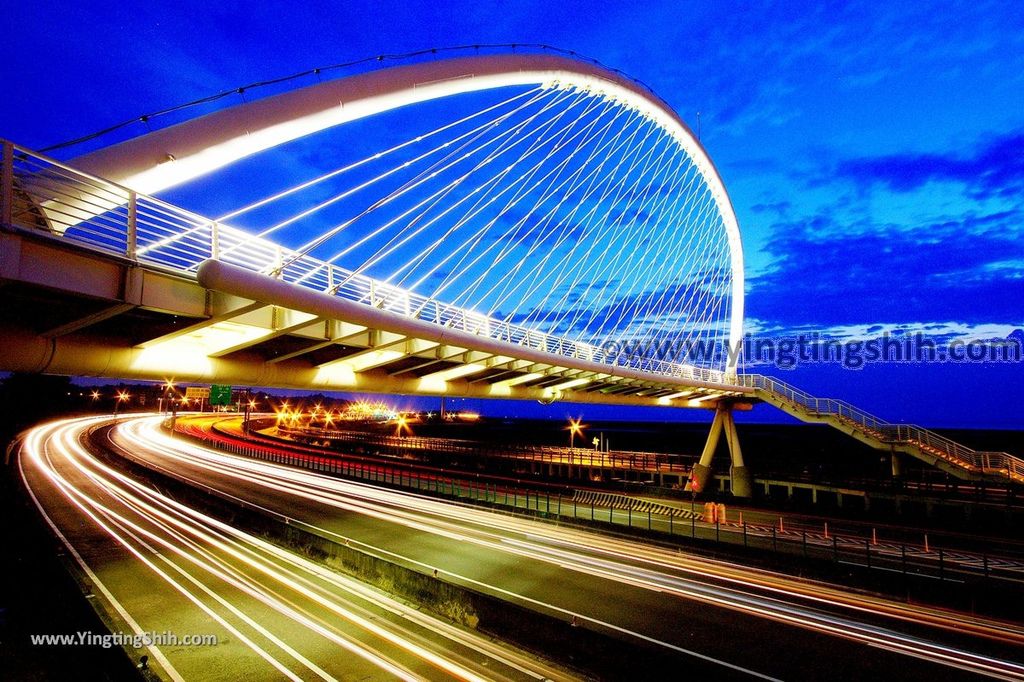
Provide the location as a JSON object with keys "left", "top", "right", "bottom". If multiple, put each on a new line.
{"left": 567, "top": 416, "right": 585, "bottom": 479}
{"left": 241, "top": 389, "right": 257, "bottom": 434}
{"left": 114, "top": 390, "right": 130, "bottom": 417}
{"left": 567, "top": 417, "right": 584, "bottom": 450}
{"left": 155, "top": 380, "right": 175, "bottom": 414}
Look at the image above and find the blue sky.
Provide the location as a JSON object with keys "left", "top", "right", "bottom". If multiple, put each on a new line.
{"left": 3, "top": 1, "right": 1022, "bottom": 428}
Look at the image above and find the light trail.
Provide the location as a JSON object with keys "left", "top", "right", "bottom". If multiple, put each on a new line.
{"left": 194, "top": 417, "right": 1024, "bottom": 580}
{"left": 19, "top": 414, "right": 1024, "bottom": 681}
{"left": 19, "top": 415, "right": 574, "bottom": 682}
{"left": 113, "top": 415, "right": 1024, "bottom": 680}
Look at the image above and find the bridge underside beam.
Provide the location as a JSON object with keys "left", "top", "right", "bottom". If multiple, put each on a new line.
{"left": 0, "top": 232, "right": 752, "bottom": 409}
{"left": 266, "top": 325, "right": 370, "bottom": 364}
{"left": 40, "top": 302, "right": 135, "bottom": 338}
{"left": 0, "top": 326, "right": 738, "bottom": 409}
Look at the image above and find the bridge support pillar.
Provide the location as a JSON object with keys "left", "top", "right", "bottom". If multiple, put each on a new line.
{"left": 686, "top": 406, "right": 723, "bottom": 494}
{"left": 723, "top": 405, "right": 752, "bottom": 498}
{"left": 687, "top": 403, "right": 751, "bottom": 498}
{"left": 891, "top": 451, "right": 903, "bottom": 478}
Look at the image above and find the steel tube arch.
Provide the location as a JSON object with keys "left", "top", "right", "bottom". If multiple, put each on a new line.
{"left": 69, "top": 53, "right": 745, "bottom": 372}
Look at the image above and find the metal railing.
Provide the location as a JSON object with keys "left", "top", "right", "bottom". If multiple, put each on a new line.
{"left": 1, "top": 140, "right": 733, "bottom": 385}
{"left": 740, "top": 374, "right": 1024, "bottom": 482}
{"left": 276, "top": 423, "right": 693, "bottom": 473}
{"left": 175, "top": 419, "right": 1024, "bottom": 591}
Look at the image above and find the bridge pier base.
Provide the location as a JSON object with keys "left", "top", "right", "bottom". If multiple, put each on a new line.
{"left": 722, "top": 405, "right": 751, "bottom": 498}
{"left": 686, "top": 405, "right": 722, "bottom": 494}
{"left": 688, "top": 463, "right": 714, "bottom": 495}
{"left": 730, "top": 466, "right": 752, "bottom": 498}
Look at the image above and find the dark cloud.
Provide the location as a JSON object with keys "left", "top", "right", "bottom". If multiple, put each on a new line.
{"left": 494, "top": 271, "right": 731, "bottom": 339}
{"left": 749, "top": 201, "right": 792, "bottom": 215}
{"left": 834, "top": 130, "right": 1024, "bottom": 200}
{"left": 564, "top": 275, "right": 731, "bottom": 337}
{"left": 749, "top": 209, "right": 1024, "bottom": 329}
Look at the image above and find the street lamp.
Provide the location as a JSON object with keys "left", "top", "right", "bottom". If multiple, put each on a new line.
{"left": 568, "top": 417, "right": 584, "bottom": 449}
{"left": 161, "top": 380, "right": 175, "bottom": 415}
{"left": 243, "top": 389, "right": 255, "bottom": 434}
{"left": 114, "top": 390, "right": 130, "bottom": 417}
{"left": 567, "top": 417, "right": 585, "bottom": 479}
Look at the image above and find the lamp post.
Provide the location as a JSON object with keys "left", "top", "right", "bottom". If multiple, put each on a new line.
{"left": 243, "top": 389, "right": 255, "bottom": 434}
{"left": 567, "top": 417, "right": 584, "bottom": 480}
{"left": 170, "top": 392, "right": 179, "bottom": 431}
{"left": 114, "top": 390, "right": 129, "bottom": 417}
{"left": 158, "top": 380, "right": 173, "bottom": 415}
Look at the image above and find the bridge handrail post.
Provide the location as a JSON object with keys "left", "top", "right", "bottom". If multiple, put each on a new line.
{"left": 211, "top": 221, "right": 220, "bottom": 260}
{"left": 0, "top": 140, "right": 12, "bottom": 227}
{"left": 126, "top": 191, "right": 138, "bottom": 260}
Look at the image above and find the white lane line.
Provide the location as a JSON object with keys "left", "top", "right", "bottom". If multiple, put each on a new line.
{"left": 18, "top": 418, "right": 187, "bottom": 682}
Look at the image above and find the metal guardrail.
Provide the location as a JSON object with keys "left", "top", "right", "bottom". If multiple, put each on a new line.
{"left": 276, "top": 423, "right": 693, "bottom": 473}
{"left": 177, "top": 419, "right": 1024, "bottom": 591}
{"left": 2, "top": 140, "right": 733, "bottom": 384}
{"left": 740, "top": 374, "right": 1024, "bottom": 482}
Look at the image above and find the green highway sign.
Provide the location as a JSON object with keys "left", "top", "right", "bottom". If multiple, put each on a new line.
{"left": 210, "top": 384, "right": 233, "bottom": 406}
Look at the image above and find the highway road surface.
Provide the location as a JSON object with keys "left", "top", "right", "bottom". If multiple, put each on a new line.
{"left": 19, "top": 415, "right": 576, "bottom": 682}
{"left": 19, "top": 415, "right": 1024, "bottom": 681}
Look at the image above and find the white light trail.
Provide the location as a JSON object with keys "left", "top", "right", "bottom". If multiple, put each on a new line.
{"left": 19, "top": 415, "right": 573, "bottom": 682}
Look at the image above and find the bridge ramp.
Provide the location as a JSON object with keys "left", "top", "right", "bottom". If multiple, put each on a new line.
{"left": 742, "top": 375, "right": 1023, "bottom": 484}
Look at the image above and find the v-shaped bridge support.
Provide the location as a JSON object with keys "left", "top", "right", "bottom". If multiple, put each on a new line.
{"left": 687, "top": 403, "right": 753, "bottom": 498}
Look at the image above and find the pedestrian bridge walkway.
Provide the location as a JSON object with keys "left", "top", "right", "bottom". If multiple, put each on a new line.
{"left": 742, "top": 375, "right": 1024, "bottom": 484}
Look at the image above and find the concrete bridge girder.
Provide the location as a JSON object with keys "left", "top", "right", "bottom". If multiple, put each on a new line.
{"left": 0, "top": 231, "right": 748, "bottom": 410}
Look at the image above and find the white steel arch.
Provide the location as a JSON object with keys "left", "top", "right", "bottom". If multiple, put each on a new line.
{"left": 68, "top": 53, "right": 745, "bottom": 373}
